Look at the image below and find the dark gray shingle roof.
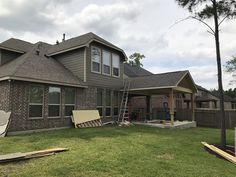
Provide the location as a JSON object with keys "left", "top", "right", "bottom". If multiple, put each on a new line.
{"left": 47, "top": 32, "right": 127, "bottom": 59}
{"left": 124, "top": 63, "right": 153, "bottom": 77}
{"left": 0, "top": 38, "right": 34, "bottom": 53}
{"left": 127, "top": 70, "right": 189, "bottom": 90}
{"left": 0, "top": 42, "right": 86, "bottom": 87}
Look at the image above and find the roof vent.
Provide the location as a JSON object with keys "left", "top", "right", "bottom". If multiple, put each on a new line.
{"left": 56, "top": 40, "right": 59, "bottom": 45}
{"left": 62, "top": 33, "right": 65, "bottom": 42}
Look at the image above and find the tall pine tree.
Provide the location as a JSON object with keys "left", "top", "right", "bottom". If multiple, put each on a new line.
{"left": 175, "top": 0, "right": 236, "bottom": 148}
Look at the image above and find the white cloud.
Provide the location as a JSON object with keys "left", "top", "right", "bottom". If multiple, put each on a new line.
{"left": 0, "top": 0, "right": 235, "bottom": 90}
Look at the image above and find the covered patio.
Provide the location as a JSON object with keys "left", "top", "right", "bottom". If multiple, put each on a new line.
{"left": 126, "top": 70, "right": 198, "bottom": 127}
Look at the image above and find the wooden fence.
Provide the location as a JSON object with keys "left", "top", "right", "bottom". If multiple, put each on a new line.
{"left": 176, "top": 108, "right": 236, "bottom": 129}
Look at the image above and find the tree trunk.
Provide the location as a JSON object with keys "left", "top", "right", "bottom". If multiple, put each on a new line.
{"left": 213, "top": 0, "right": 226, "bottom": 149}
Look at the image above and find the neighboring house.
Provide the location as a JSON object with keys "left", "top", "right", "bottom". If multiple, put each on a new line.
{"left": 0, "top": 32, "right": 197, "bottom": 133}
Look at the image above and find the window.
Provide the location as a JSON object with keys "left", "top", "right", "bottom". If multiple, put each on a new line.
{"left": 113, "top": 91, "right": 119, "bottom": 116}
{"left": 65, "top": 88, "right": 76, "bottom": 117}
{"left": 106, "top": 90, "right": 111, "bottom": 117}
{"left": 112, "top": 54, "right": 120, "bottom": 77}
{"left": 48, "top": 87, "right": 61, "bottom": 117}
{"left": 97, "top": 89, "right": 103, "bottom": 117}
{"left": 103, "top": 50, "right": 111, "bottom": 75}
{"left": 91, "top": 47, "right": 101, "bottom": 73}
{"left": 29, "top": 85, "right": 44, "bottom": 118}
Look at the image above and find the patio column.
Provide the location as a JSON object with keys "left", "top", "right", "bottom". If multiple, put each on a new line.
{"left": 191, "top": 93, "right": 195, "bottom": 121}
{"left": 146, "top": 95, "right": 151, "bottom": 120}
{"left": 169, "top": 89, "right": 174, "bottom": 126}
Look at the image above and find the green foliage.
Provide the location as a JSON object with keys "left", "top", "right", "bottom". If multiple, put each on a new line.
{"left": 0, "top": 126, "right": 235, "bottom": 176}
{"left": 176, "top": 0, "right": 236, "bottom": 19}
{"left": 127, "top": 52, "right": 145, "bottom": 67}
{"left": 224, "top": 88, "right": 236, "bottom": 98}
{"left": 225, "top": 56, "right": 236, "bottom": 72}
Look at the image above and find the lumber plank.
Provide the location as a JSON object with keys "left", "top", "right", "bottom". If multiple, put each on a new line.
{"left": 0, "top": 148, "right": 68, "bottom": 163}
{"left": 202, "top": 142, "right": 236, "bottom": 165}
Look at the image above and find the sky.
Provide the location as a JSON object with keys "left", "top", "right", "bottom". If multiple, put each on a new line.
{"left": 0, "top": 0, "right": 235, "bottom": 90}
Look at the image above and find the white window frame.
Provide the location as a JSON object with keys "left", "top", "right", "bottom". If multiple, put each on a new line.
{"left": 28, "top": 85, "right": 44, "bottom": 119}
{"left": 48, "top": 86, "right": 61, "bottom": 118}
{"left": 91, "top": 46, "right": 101, "bottom": 74}
{"left": 102, "top": 50, "right": 111, "bottom": 76}
{"left": 112, "top": 53, "right": 120, "bottom": 78}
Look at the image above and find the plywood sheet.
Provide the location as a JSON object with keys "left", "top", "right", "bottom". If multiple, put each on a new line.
{"left": 0, "top": 110, "right": 11, "bottom": 137}
{"left": 72, "top": 110, "right": 100, "bottom": 124}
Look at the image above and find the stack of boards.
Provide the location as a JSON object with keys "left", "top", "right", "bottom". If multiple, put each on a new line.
{"left": 72, "top": 110, "right": 102, "bottom": 128}
{"left": 0, "top": 148, "right": 68, "bottom": 163}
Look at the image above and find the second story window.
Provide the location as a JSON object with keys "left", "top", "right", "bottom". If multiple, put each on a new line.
{"left": 112, "top": 54, "right": 120, "bottom": 77}
{"left": 91, "top": 47, "right": 101, "bottom": 73}
{"left": 103, "top": 50, "right": 111, "bottom": 75}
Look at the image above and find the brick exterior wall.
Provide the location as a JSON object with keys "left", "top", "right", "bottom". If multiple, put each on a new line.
{"left": 3, "top": 80, "right": 98, "bottom": 132}
{"left": 0, "top": 81, "right": 11, "bottom": 112}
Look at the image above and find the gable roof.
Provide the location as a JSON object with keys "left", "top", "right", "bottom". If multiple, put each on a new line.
{"left": 0, "top": 38, "right": 34, "bottom": 53}
{"left": 127, "top": 70, "right": 197, "bottom": 93}
{"left": 0, "top": 42, "right": 87, "bottom": 88}
{"left": 47, "top": 32, "right": 127, "bottom": 60}
{"left": 124, "top": 63, "right": 153, "bottom": 77}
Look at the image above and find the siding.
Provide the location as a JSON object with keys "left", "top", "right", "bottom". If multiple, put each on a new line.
{"left": 0, "top": 49, "right": 22, "bottom": 66}
{"left": 53, "top": 48, "right": 85, "bottom": 82}
{"left": 86, "top": 42, "right": 124, "bottom": 89}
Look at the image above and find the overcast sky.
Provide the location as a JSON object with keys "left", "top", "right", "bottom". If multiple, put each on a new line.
{"left": 0, "top": 0, "right": 235, "bottom": 90}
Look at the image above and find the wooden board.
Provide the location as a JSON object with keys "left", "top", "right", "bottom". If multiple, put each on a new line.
{"left": 0, "top": 148, "right": 68, "bottom": 163}
{"left": 202, "top": 142, "right": 236, "bottom": 165}
{"left": 72, "top": 110, "right": 101, "bottom": 124}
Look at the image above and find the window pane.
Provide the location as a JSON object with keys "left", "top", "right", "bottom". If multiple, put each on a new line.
{"left": 49, "top": 87, "right": 61, "bottom": 104}
{"left": 65, "top": 88, "right": 75, "bottom": 104}
{"left": 112, "top": 54, "right": 119, "bottom": 68}
{"left": 103, "top": 65, "right": 110, "bottom": 74}
{"left": 65, "top": 105, "right": 74, "bottom": 116}
{"left": 92, "top": 47, "right": 101, "bottom": 72}
{"left": 29, "top": 86, "right": 43, "bottom": 103}
{"left": 114, "top": 107, "right": 118, "bottom": 116}
{"left": 103, "top": 51, "right": 111, "bottom": 65}
{"left": 29, "top": 105, "right": 42, "bottom": 118}
{"left": 106, "top": 90, "right": 111, "bottom": 106}
{"left": 92, "top": 62, "right": 100, "bottom": 72}
{"left": 113, "top": 68, "right": 119, "bottom": 76}
{"left": 49, "top": 105, "right": 60, "bottom": 117}
{"left": 92, "top": 47, "right": 101, "bottom": 63}
{"left": 97, "top": 107, "right": 103, "bottom": 116}
{"left": 106, "top": 108, "right": 111, "bottom": 116}
{"left": 97, "top": 89, "right": 103, "bottom": 106}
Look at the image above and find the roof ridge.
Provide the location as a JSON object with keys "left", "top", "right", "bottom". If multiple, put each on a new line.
{"left": 7, "top": 38, "right": 33, "bottom": 45}
{"left": 130, "top": 70, "right": 188, "bottom": 78}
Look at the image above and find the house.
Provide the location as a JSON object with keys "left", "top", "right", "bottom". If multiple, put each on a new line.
{"left": 0, "top": 32, "right": 197, "bottom": 133}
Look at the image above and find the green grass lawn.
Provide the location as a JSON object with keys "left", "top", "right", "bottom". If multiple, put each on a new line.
{"left": 0, "top": 126, "right": 235, "bottom": 177}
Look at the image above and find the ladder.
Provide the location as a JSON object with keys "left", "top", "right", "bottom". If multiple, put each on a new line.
{"left": 118, "top": 80, "right": 130, "bottom": 122}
